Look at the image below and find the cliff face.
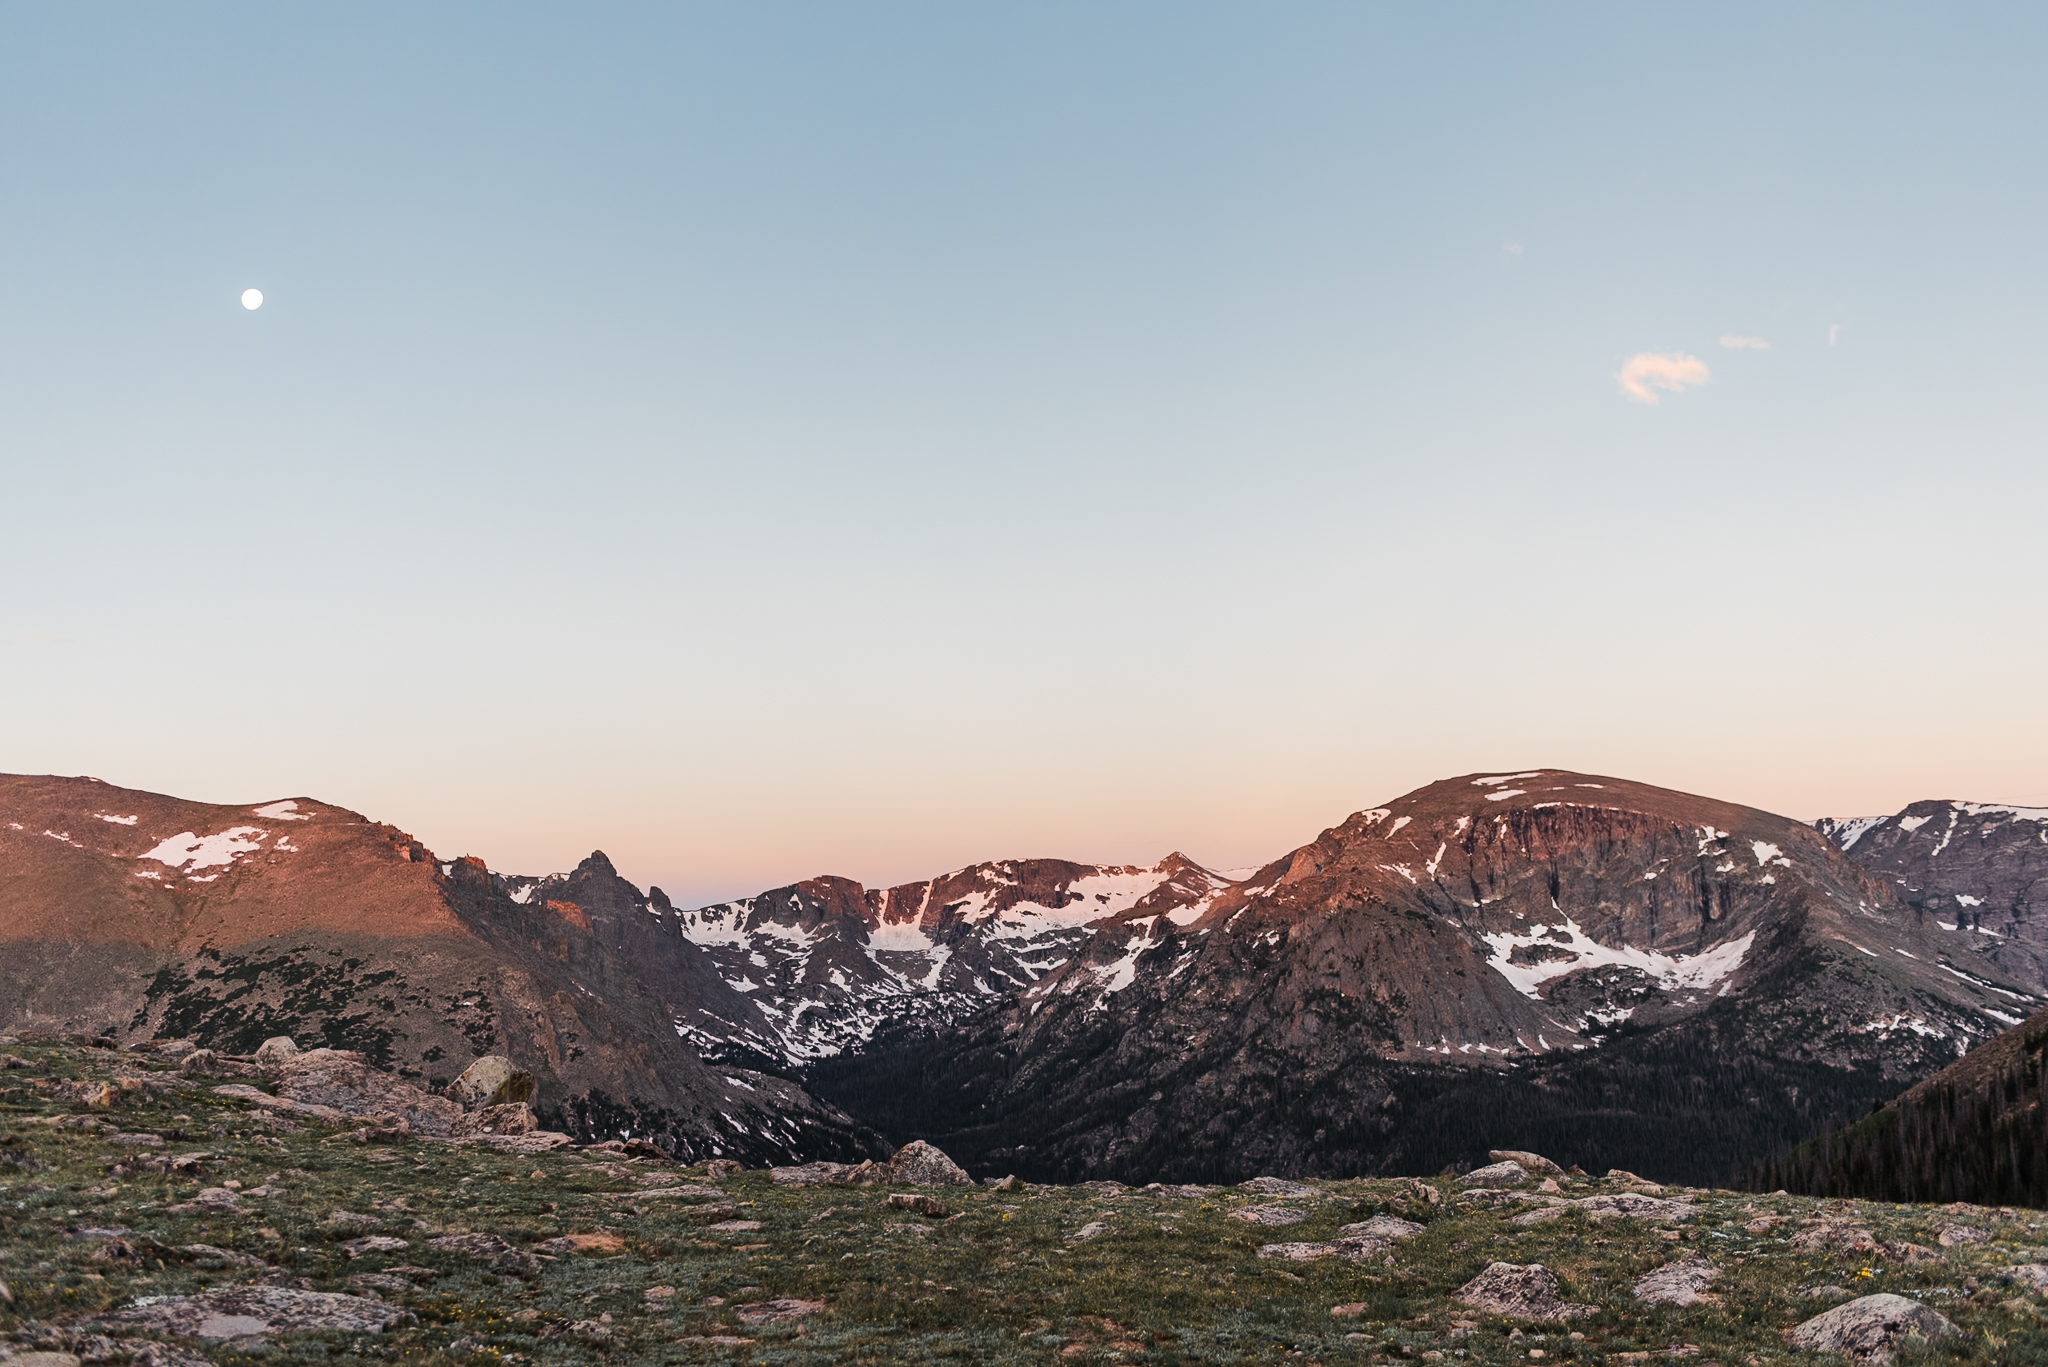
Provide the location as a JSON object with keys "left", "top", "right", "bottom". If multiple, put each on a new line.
{"left": 0, "top": 774, "right": 881, "bottom": 1165}
{"left": 1820, "top": 801, "right": 2048, "bottom": 993}
{"left": 809, "top": 772, "right": 2036, "bottom": 1186}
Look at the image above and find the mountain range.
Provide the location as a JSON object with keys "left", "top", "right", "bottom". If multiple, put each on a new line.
{"left": 4, "top": 767, "right": 2043, "bottom": 1187}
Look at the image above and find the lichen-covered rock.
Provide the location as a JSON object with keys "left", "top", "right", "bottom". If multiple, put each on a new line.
{"left": 1790, "top": 1219, "right": 1878, "bottom": 1254}
{"left": 1239, "top": 1177, "right": 1319, "bottom": 1197}
{"left": 447, "top": 1056, "right": 536, "bottom": 1110}
{"left": 251, "top": 1037, "right": 300, "bottom": 1066}
{"left": 1257, "top": 1237, "right": 1389, "bottom": 1262}
{"left": 1788, "top": 1294, "right": 1958, "bottom": 1364}
{"left": 1634, "top": 1252, "right": 1719, "bottom": 1306}
{"left": 1454, "top": 1263, "right": 1594, "bottom": 1320}
{"left": 1338, "top": 1216, "right": 1426, "bottom": 1240}
{"left": 1461, "top": 1161, "right": 1528, "bottom": 1187}
{"left": 1575, "top": 1192, "right": 1694, "bottom": 1222}
{"left": 90, "top": 1286, "right": 411, "bottom": 1338}
{"left": 1489, "top": 1149, "right": 1563, "bottom": 1174}
{"left": 456, "top": 1102, "right": 537, "bottom": 1137}
{"left": 887, "top": 1140, "right": 971, "bottom": 1186}
{"left": 1230, "top": 1205, "right": 1309, "bottom": 1226}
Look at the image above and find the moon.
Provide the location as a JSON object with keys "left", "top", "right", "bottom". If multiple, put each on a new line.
{"left": 241, "top": 288, "right": 263, "bottom": 310}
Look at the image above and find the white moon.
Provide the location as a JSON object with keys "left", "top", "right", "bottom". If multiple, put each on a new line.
{"left": 241, "top": 288, "right": 263, "bottom": 310}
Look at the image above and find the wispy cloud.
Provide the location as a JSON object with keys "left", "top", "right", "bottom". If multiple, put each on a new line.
{"left": 1719, "top": 335, "right": 1770, "bottom": 350}
{"left": 1502, "top": 242, "right": 1523, "bottom": 257}
{"left": 1617, "top": 351, "right": 1711, "bottom": 405}
{"left": 1828, "top": 323, "right": 1841, "bottom": 346}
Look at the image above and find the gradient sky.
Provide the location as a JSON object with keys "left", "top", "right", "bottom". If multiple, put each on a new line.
{"left": 5, "top": 4, "right": 2045, "bottom": 906}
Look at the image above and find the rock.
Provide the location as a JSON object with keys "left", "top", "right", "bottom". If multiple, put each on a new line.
{"left": 535, "top": 1232, "right": 624, "bottom": 1253}
{"left": 427, "top": 1232, "right": 540, "bottom": 1277}
{"left": 888, "top": 1193, "right": 949, "bottom": 1217}
{"left": 1258, "top": 1237, "right": 1389, "bottom": 1262}
{"left": 2001, "top": 1263, "right": 2048, "bottom": 1292}
{"left": 39, "top": 1079, "right": 118, "bottom": 1107}
{"left": 272, "top": 1051, "right": 464, "bottom": 1136}
{"left": 735, "top": 1299, "right": 825, "bottom": 1324}
{"left": 1575, "top": 1192, "right": 1694, "bottom": 1222}
{"left": 771, "top": 1161, "right": 846, "bottom": 1186}
{"left": 1330, "top": 1303, "right": 1369, "bottom": 1319}
{"left": 90, "top": 1286, "right": 410, "bottom": 1338}
{"left": 1509, "top": 1206, "right": 1567, "bottom": 1226}
{"left": 1804, "top": 1285, "right": 1855, "bottom": 1301}
{"left": 341, "top": 1236, "right": 410, "bottom": 1257}
{"left": 1489, "top": 1150, "right": 1564, "bottom": 1174}
{"left": 1605, "top": 1169, "right": 1664, "bottom": 1194}
{"left": 1937, "top": 1224, "right": 1989, "bottom": 1246}
{"left": 1338, "top": 1216, "right": 1425, "bottom": 1240}
{"left": 887, "top": 1140, "right": 972, "bottom": 1186}
{"left": 209, "top": 1083, "right": 349, "bottom": 1125}
{"left": 447, "top": 1056, "right": 536, "bottom": 1110}
{"left": 987, "top": 1174, "right": 1023, "bottom": 1191}
{"left": 179, "top": 1244, "right": 269, "bottom": 1268}
{"left": 1788, "top": 1294, "right": 1959, "bottom": 1365}
{"left": 707, "top": 1220, "right": 762, "bottom": 1232}
{"left": 1239, "top": 1177, "right": 1319, "bottom": 1197}
{"left": 0, "top": 1354, "right": 84, "bottom": 1367}
{"left": 1879, "top": 1241, "right": 1940, "bottom": 1263}
{"left": 1461, "top": 1161, "right": 1528, "bottom": 1187}
{"left": 345, "top": 1274, "right": 416, "bottom": 1294}
{"left": 703, "top": 1159, "right": 743, "bottom": 1178}
{"left": 1453, "top": 1263, "right": 1594, "bottom": 1321}
{"left": 1068, "top": 1222, "right": 1109, "bottom": 1241}
{"left": 324, "top": 1211, "right": 382, "bottom": 1229}
{"left": 456, "top": 1103, "right": 538, "bottom": 1138}
{"left": 1634, "top": 1253, "right": 1720, "bottom": 1307}
{"left": 1537, "top": 1178, "right": 1562, "bottom": 1194}
{"left": 251, "top": 1037, "right": 300, "bottom": 1066}
{"left": 1791, "top": 1220, "right": 1878, "bottom": 1254}
{"left": 1229, "top": 1205, "right": 1309, "bottom": 1226}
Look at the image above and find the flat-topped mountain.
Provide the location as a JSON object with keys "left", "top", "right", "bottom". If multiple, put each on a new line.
{"left": 1819, "top": 800, "right": 2048, "bottom": 994}
{"left": 809, "top": 771, "right": 2036, "bottom": 1185}
{"left": 0, "top": 774, "right": 879, "bottom": 1165}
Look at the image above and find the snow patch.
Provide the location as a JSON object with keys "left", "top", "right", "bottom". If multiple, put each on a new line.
{"left": 1484, "top": 790, "right": 1527, "bottom": 802}
{"left": 251, "top": 801, "right": 311, "bottom": 821}
{"left": 1481, "top": 918, "right": 1754, "bottom": 999}
{"left": 141, "top": 828, "right": 267, "bottom": 870}
{"left": 1821, "top": 815, "right": 1887, "bottom": 851}
{"left": 1474, "top": 772, "right": 1543, "bottom": 787}
{"left": 94, "top": 813, "right": 138, "bottom": 826}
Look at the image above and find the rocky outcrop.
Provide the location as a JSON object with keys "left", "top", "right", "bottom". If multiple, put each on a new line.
{"left": 1454, "top": 1263, "right": 1593, "bottom": 1320}
{"left": 1787, "top": 1294, "right": 1957, "bottom": 1364}
{"left": 1633, "top": 1252, "right": 1719, "bottom": 1306}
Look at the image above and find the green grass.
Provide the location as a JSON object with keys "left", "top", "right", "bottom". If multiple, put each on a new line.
{"left": 2, "top": 1038, "right": 2046, "bottom": 1365}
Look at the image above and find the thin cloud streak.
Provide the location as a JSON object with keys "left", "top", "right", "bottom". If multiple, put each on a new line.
{"left": 1719, "top": 335, "right": 1770, "bottom": 350}
{"left": 1617, "top": 351, "right": 1711, "bottom": 404}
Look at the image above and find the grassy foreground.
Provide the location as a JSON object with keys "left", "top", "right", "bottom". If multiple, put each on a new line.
{"left": 2, "top": 1038, "right": 2046, "bottom": 1366}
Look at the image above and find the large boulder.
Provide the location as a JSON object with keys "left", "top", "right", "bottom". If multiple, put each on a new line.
{"left": 1460, "top": 1161, "right": 1528, "bottom": 1187}
{"left": 447, "top": 1056, "right": 536, "bottom": 1110}
{"left": 886, "top": 1140, "right": 972, "bottom": 1186}
{"left": 456, "top": 1103, "right": 538, "bottom": 1138}
{"left": 1489, "top": 1149, "right": 1563, "bottom": 1174}
{"left": 1454, "top": 1263, "right": 1594, "bottom": 1321}
{"left": 251, "top": 1036, "right": 301, "bottom": 1067}
{"left": 1788, "top": 1295, "right": 1958, "bottom": 1364}
{"left": 1634, "top": 1253, "right": 1719, "bottom": 1306}
{"left": 272, "top": 1049, "right": 463, "bottom": 1137}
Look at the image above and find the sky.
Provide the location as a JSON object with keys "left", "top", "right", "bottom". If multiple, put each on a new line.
{"left": 4, "top": 4, "right": 2045, "bottom": 906}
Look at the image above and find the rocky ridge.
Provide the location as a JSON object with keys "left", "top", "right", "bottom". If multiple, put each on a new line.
{"left": 1820, "top": 800, "right": 2048, "bottom": 994}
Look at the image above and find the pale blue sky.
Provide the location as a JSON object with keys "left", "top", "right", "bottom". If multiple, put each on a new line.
{"left": 5, "top": 5, "right": 2045, "bottom": 903}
